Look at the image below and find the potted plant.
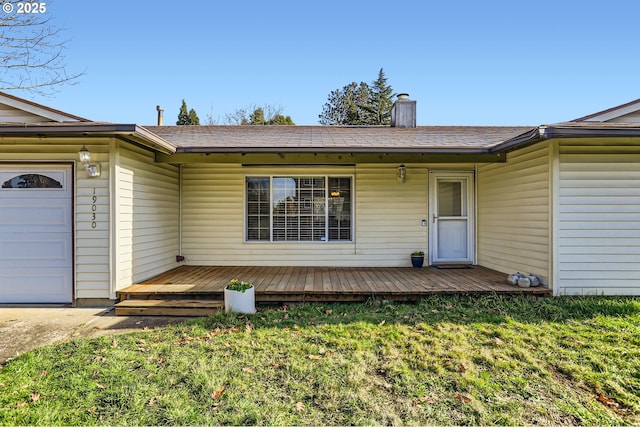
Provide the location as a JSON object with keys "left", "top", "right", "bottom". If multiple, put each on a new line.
{"left": 411, "top": 250, "right": 425, "bottom": 268}
{"left": 224, "top": 279, "right": 256, "bottom": 314}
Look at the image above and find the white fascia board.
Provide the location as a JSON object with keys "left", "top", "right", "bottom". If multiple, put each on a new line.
{"left": 582, "top": 101, "right": 640, "bottom": 122}
{"left": 0, "top": 93, "right": 83, "bottom": 122}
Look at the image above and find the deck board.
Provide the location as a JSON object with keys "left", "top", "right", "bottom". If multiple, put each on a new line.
{"left": 117, "top": 265, "right": 551, "bottom": 303}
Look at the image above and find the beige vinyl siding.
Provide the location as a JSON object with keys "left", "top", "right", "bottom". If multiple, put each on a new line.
{"left": 180, "top": 164, "right": 244, "bottom": 264}
{"left": 557, "top": 142, "right": 640, "bottom": 295}
{"left": 0, "top": 104, "right": 50, "bottom": 122}
{"left": 116, "top": 143, "right": 179, "bottom": 289}
{"left": 180, "top": 164, "right": 428, "bottom": 266}
{"left": 0, "top": 137, "right": 111, "bottom": 299}
{"left": 355, "top": 165, "right": 427, "bottom": 264}
{"left": 476, "top": 142, "right": 551, "bottom": 283}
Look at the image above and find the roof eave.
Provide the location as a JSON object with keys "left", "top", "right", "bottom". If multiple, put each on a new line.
{"left": 175, "top": 146, "right": 494, "bottom": 155}
{"left": 544, "top": 125, "right": 640, "bottom": 139}
{"left": 489, "top": 127, "right": 544, "bottom": 153}
{"left": 130, "top": 125, "right": 176, "bottom": 154}
{"left": 490, "top": 124, "right": 640, "bottom": 153}
{"left": 0, "top": 124, "right": 176, "bottom": 154}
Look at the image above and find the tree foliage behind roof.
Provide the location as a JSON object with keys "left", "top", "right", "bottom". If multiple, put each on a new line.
{"left": 177, "top": 99, "right": 200, "bottom": 125}
{"left": 224, "top": 104, "right": 295, "bottom": 125}
{"left": 318, "top": 68, "right": 395, "bottom": 125}
{"left": 0, "top": 0, "right": 83, "bottom": 95}
{"left": 366, "top": 69, "right": 395, "bottom": 125}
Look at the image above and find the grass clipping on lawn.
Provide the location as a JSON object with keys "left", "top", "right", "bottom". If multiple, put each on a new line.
{"left": 1, "top": 295, "right": 639, "bottom": 426}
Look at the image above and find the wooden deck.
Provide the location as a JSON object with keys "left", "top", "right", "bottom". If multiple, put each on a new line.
{"left": 117, "top": 265, "right": 550, "bottom": 306}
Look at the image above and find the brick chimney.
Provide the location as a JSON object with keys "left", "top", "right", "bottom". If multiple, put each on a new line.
{"left": 391, "top": 93, "right": 416, "bottom": 128}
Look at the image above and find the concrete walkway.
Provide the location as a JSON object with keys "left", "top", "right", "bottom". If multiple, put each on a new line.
{"left": 0, "top": 306, "right": 191, "bottom": 364}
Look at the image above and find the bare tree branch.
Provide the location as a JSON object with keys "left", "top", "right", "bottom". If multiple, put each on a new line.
{"left": 0, "top": 0, "right": 84, "bottom": 95}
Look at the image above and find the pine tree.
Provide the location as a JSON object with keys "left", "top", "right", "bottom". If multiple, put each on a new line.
{"left": 364, "top": 68, "right": 394, "bottom": 125}
{"left": 269, "top": 114, "right": 295, "bottom": 125}
{"left": 188, "top": 108, "right": 200, "bottom": 125}
{"left": 318, "top": 69, "right": 394, "bottom": 125}
{"left": 249, "top": 108, "right": 266, "bottom": 125}
{"left": 318, "top": 88, "right": 345, "bottom": 125}
{"left": 318, "top": 81, "right": 370, "bottom": 125}
{"left": 176, "top": 99, "right": 200, "bottom": 125}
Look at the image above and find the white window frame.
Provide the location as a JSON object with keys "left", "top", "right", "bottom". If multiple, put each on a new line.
{"left": 245, "top": 174, "right": 354, "bottom": 243}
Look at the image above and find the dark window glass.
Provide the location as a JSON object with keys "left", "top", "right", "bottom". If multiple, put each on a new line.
{"left": 246, "top": 177, "right": 270, "bottom": 241}
{"left": 328, "top": 177, "right": 351, "bottom": 241}
{"left": 272, "top": 177, "right": 326, "bottom": 242}
{"left": 246, "top": 176, "right": 352, "bottom": 242}
{"left": 2, "top": 174, "right": 63, "bottom": 189}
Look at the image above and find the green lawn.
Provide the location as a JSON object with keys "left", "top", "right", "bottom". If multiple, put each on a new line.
{"left": 0, "top": 295, "right": 639, "bottom": 426}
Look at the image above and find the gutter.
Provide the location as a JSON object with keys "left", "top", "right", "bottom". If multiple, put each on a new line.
{"left": 124, "top": 125, "right": 176, "bottom": 154}
{"left": 175, "top": 146, "right": 502, "bottom": 155}
{"left": 541, "top": 125, "right": 640, "bottom": 139}
{"left": 0, "top": 123, "right": 176, "bottom": 154}
{"left": 489, "top": 123, "right": 640, "bottom": 154}
{"left": 488, "top": 127, "right": 544, "bottom": 153}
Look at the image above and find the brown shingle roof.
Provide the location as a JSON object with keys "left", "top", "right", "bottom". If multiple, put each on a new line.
{"left": 144, "top": 125, "right": 534, "bottom": 153}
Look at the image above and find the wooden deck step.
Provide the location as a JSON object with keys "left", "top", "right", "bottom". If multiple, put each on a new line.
{"left": 116, "top": 287, "right": 224, "bottom": 302}
{"left": 115, "top": 266, "right": 552, "bottom": 316}
{"left": 115, "top": 299, "right": 224, "bottom": 317}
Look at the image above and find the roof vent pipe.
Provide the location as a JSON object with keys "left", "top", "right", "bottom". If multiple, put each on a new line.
{"left": 391, "top": 93, "right": 416, "bottom": 128}
{"left": 156, "top": 105, "right": 164, "bottom": 126}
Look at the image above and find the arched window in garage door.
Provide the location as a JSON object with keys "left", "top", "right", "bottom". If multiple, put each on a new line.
{"left": 2, "top": 173, "right": 63, "bottom": 189}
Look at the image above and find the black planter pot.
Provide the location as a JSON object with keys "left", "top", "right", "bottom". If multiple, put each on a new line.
{"left": 411, "top": 256, "right": 424, "bottom": 268}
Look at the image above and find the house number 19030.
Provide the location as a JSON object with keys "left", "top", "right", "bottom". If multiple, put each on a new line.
{"left": 91, "top": 188, "right": 97, "bottom": 229}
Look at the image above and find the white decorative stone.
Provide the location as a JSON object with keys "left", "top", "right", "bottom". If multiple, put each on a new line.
{"left": 517, "top": 277, "right": 531, "bottom": 288}
{"left": 507, "top": 273, "right": 523, "bottom": 286}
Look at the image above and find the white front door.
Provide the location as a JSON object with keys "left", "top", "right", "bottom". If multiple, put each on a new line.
{"left": 0, "top": 165, "right": 73, "bottom": 303}
{"left": 429, "top": 171, "right": 474, "bottom": 265}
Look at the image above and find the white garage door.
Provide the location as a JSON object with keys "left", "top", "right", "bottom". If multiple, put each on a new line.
{"left": 0, "top": 166, "right": 73, "bottom": 303}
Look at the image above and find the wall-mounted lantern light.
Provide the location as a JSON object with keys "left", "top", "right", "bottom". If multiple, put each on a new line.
{"left": 78, "top": 145, "right": 101, "bottom": 178}
{"left": 397, "top": 164, "right": 406, "bottom": 183}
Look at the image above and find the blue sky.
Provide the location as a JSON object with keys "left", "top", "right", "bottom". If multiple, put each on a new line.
{"left": 17, "top": 0, "right": 640, "bottom": 126}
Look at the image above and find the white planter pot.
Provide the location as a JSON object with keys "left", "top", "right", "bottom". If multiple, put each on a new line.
{"left": 224, "top": 286, "right": 256, "bottom": 314}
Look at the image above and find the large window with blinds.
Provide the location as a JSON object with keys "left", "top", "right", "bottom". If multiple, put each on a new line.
{"left": 246, "top": 176, "right": 352, "bottom": 242}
